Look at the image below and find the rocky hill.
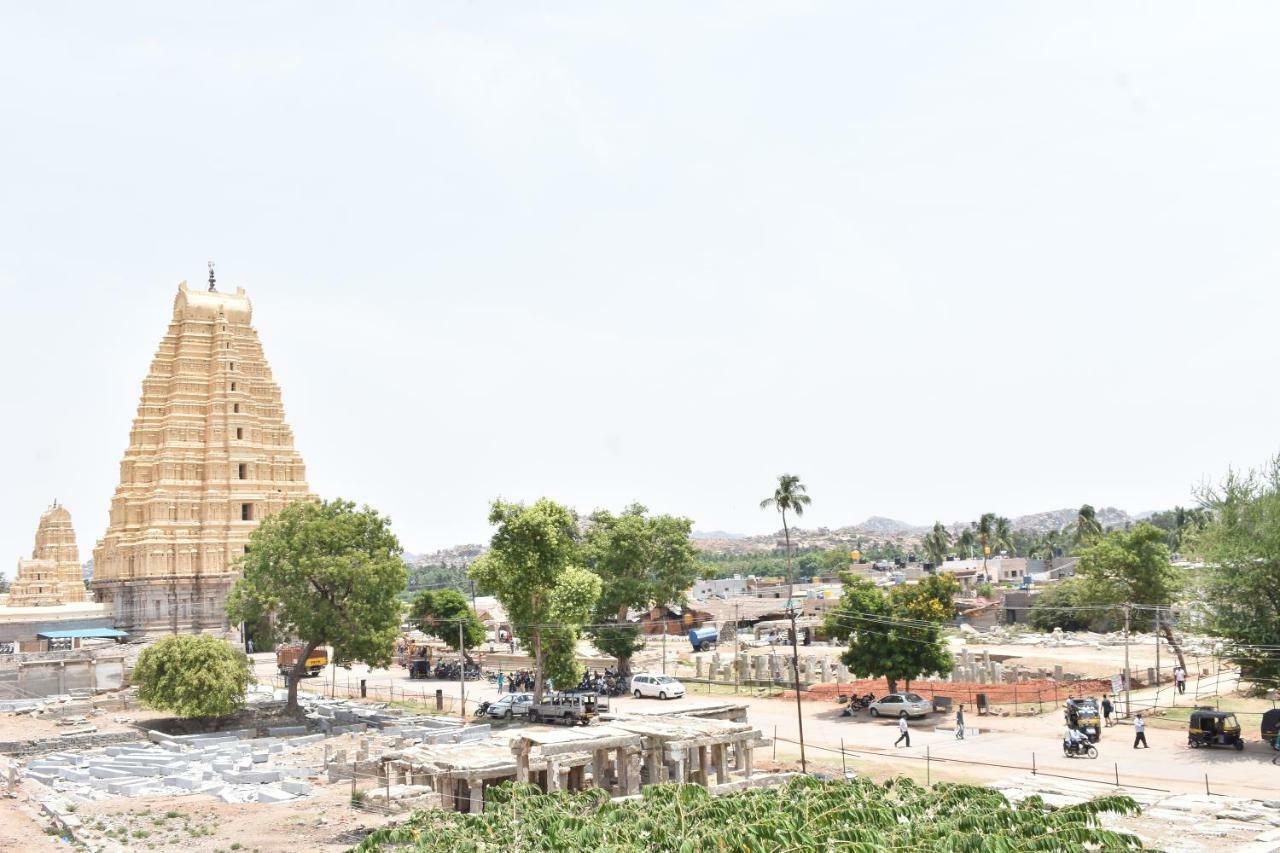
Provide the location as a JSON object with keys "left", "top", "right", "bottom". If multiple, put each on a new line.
{"left": 1010, "top": 507, "right": 1132, "bottom": 534}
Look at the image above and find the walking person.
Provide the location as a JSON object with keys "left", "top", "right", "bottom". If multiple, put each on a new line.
{"left": 955, "top": 705, "right": 965, "bottom": 740}
{"left": 497, "top": 671, "right": 504, "bottom": 693}
{"left": 1102, "top": 695, "right": 1114, "bottom": 727}
{"left": 1174, "top": 666, "right": 1186, "bottom": 695}
{"left": 246, "top": 638, "right": 254, "bottom": 655}
{"left": 1133, "top": 713, "right": 1148, "bottom": 749}
{"left": 894, "top": 715, "right": 910, "bottom": 748}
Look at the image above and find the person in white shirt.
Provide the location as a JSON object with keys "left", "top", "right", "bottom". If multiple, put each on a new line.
{"left": 894, "top": 715, "right": 910, "bottom": 748}
{"left": 1133, "top": 713, "right": 1148, "bottom": 748}
{"left": 1174, "top": 666, "right": 1186, "bottom": 695}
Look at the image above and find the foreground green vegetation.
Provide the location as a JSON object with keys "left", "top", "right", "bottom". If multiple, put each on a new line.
{"left": 355, "top": 777, "right": 1144, "bottom": 852}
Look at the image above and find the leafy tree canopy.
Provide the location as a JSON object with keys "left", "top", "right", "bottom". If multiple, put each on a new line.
{"left": 825, "top": 574, "right": 955, "bottom": 694}
{"left": 1194, "top": 455, "right": 1280, "bottom": 686}
{"left": 1028, "top": 578, "right": 1118, "bottom": 633}
{"left": 410, "top": 588, "right": 485, "bottom": 659}
{"left": 469, "top": 499, "right": 601, "bottom": 699}
{"left": 133, "top": 635, "right": 251, "bottom": 718}
{"left": 226, "top": 498, "right": 406, "bottom": 710}
{"left": 1077, "top": 522, "right": 1179, "bottom": 606}
{"left": 582, "top": 504, "right": 699, "bottom": 672}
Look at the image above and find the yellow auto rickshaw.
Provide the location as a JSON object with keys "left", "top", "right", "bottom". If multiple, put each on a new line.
{"left": 1188, "top": 708, "right": 1244, "bottom": 751}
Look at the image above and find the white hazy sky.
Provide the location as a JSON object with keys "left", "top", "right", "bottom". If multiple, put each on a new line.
{"left": 3, "top": 3, "right": 1279, "bottom": 566}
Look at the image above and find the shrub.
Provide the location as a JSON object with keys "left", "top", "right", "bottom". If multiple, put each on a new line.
{"left": 133, "top": 635, "right": 251, "bottom": 718}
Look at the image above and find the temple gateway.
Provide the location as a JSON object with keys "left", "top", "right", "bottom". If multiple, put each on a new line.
{"left": 92, "top": 276, "right": 313, "bottom": 635}
{"left": 8, "top": 503, "right": 90, "bottom": 607}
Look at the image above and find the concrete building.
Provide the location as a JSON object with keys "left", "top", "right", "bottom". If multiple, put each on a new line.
{"left": 92, "top": 274, "right": 314, "bottom": 636}
{"left": 8, "top": 503, "right": 89, "bottom": 607}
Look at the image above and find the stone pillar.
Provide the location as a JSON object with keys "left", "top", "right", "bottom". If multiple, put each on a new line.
{"left": 626, "top": 750, "right": 642, "bottom": 796}
{"left": 592, "top": 749, "right": 608, "bottom": 789}
{"left": 1053, "top": 665, "right": 1063, "bottom": 680}
{"left": 615, "top": 747, "right": 629, "bottom": 794}
{"left": 516, "top": 741, "right": 531, "bottom": 784}
{"left": 646, "top": 747, "right": 662, "bottom": 785}
{"left": 698, "top": 745, "right": 710, "bottom": 788}
{"left": 713, "top": 744, "right": 727, "bottom": 785}
{"left": 754, "top": 656, "right": 767, "bottom": 681}
{"left": 695, "top": 658, "right": 704, "bottom": 678}
{"left": 991, "top": 662, "right": 1003, "bottom": 683}
{"left": 669, "top": 754, "right": 686, "bottom": 784}
{"left": 742, "top": 746, "right": 754, "bottom": 778}
{"left": 468, "top": 779, "right": 484, "bottom": 814}
{"left": 819, "top": 658, "right": 831, "bottom": 682}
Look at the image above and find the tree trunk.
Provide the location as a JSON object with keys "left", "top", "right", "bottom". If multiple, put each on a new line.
{"left": 532, "top": 631, "right": 544, "bottom": 703}
{"left": 616, "top": 603, "right": 633, "bottom": 677}
{"left": 286, "top": 640, "right": 319, "bottom": 713}
{"left": 886, "top": 677, "right": 898, "bottom": 695}
{"left": 1158, "top": 616, "right": 1187, "bottom": 674}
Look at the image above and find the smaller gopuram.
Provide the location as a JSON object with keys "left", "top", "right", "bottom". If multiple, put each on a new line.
{"left": 9, "top": 503, "right": 90, "bottom": 607}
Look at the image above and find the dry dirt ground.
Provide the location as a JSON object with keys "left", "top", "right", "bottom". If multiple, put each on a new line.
{"left": 68, "top": 783, "right": 396, "bottom": 852}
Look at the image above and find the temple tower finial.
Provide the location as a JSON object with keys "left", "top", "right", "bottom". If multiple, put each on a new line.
{"left": 208, "top": 260, "right": 217, "bottom": 292}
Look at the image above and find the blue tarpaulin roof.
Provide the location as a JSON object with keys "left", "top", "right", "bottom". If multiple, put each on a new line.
{"left": 36, "top": 628, "right": 127, "bottom": 640}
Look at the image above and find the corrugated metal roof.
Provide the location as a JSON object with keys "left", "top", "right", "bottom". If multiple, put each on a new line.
{"left": 36, "top": 628, "right": 127, "bottom": 639}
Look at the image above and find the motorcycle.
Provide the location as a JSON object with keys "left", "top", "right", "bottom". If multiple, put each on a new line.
{"left": 840, "top": 693, "right": 876, "bottom": 717}
{"left": 1063, "top": 738, "right": 1098, "bottom": 759}
{"left": 473, "top": 701, "right": 491, "bottom": 718}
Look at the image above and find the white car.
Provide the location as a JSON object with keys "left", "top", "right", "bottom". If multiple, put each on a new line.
{"left": 631, "top": 673, "right": 685, "bottom": 700}
{"left": 868, "top": 692, "right": 932, "bottom": 719}
{"left": 486, "top": 692, "right": 534, "bottom": 719}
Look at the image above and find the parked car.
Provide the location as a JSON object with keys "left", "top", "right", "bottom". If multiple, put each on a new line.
{"left": 868, "top": 692, "right": 931, "bottom": 719}
{"left": 631, "top": 673, "right": 685, "bottom": 700}
{"left": 486, "top": 692, "right": 534, "bottom": 720}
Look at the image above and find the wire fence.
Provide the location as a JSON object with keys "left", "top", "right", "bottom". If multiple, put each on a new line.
{"left": 767, "top": 733, "right": 1247, "bottom": 796}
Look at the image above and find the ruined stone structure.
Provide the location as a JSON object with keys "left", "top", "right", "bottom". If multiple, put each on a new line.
{"left": 8, "top": 503, "right": 90, "bottom": 607}
{"left": 92, "top": 277, "right": 313, "bottom": 635}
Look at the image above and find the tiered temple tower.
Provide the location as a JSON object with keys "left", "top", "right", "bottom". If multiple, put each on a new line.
{"left": 8, "top": 503, "right": 90, "bottom": 607}
{"left": 92, "top": 275, "right": 313, "bottom": 635}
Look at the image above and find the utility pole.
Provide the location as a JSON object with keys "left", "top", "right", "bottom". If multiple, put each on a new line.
{"left": 662, "top": 622, "right": 667, "bottom": 675}
{"left": 459, "top": 620, "right": 467, "bottom": 721}
{"left": 1153, "top": 606, "right": 1161, "bottom": 710}
{"left": 734, "top": 604, "right": 740, "bottom": 695}
{"left": 789, "top": 606, "right": 807, "bottom": 774}
{"left": 1122, "top": 604, "right": 1132, "bottom": 719}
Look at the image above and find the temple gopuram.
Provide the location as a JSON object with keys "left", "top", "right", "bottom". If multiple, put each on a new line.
{"left": 8, "top": 503, "right": 90, "bottom": 607}
{"left": 92, "top": 270, "right": 314, "bottom": 635}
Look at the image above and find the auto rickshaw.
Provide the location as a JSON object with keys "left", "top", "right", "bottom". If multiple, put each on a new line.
{"left": 408, "top": 658, "right": 432, "bottom": 679}
{"left": 1262, "top": 709, "right": 1280, "bottom": 751}
{"left": 1188, "top": 708, "right": 1244, "bottom": 750}
{"left": 1064, "top": 698, "right": 1102, "bottom": 743}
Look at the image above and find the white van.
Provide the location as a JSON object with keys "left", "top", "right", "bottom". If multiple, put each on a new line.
{"left": 630, "top": 673, "right": 685, "bottom": 700}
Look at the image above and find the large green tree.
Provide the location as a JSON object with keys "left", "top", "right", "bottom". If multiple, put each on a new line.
{"left": 1194, "top": 456, "right": 1280, "bottom": 687}
{"left": 582, "top": 504, "right": 699, "bottom": 676}
{"left": 411, "top": 588, "right": 486, "bottom": 662}
{"left": 469, "top": 499, "right": 601, "bottom": 701}
{"left": 133, "top": 635, "right": 251, "bottom": 718}
{"left": 226, "top": 499, "right": 406, "bottom": 711}
{"left": 1028, "top": 578, "right": 1118, "bottom": 633}
{"left": 825, "top": 574, "right": 956, "bottom": 694}
{"left": 1076, "top": 522, "right": 1185, "bottom": 672}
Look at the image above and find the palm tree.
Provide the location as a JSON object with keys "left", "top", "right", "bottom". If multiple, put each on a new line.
{"left": 956, "top": 528, "right": 978, "bottom": 559}
{"left": 1074, "top": 504, "right": 1103, "bottom": 547}
{"left": 923, "top": 522, "right": 951, "bottom": 568}
{"left": 760, "top": 473, "right": 812, "bottom": 773}
{"left": 760, "top": 474, "right": 812, "bottom": 603}
{"left": 975, "top": 513, "right": 997, "bottom": 578}
{"left": 993, "top": 516, "right": 1015, "bottom": 557}
{"left": 1036, "top": 529, "right": 1063, "bottom": 571}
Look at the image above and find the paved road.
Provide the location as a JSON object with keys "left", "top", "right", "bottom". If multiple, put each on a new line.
{"left": 250, "top": 655, "right": 1275, "bottom": 798}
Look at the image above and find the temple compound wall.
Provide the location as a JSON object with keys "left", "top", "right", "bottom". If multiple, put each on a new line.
{"left": 92, "top": 279, "right": 314, "bottom": 635}
{"left": 8, "top": 504, "right": 89, "bottom": 607}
